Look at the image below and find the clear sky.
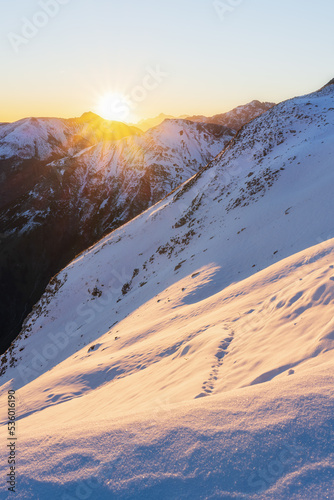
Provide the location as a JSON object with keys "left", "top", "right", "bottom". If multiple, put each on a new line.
{"left": 1, "top": 0, "right": 333, "bottom": 123}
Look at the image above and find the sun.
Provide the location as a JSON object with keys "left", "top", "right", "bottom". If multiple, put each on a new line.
{"left": 95, "top": 92, "right": 134, "bottom": 123}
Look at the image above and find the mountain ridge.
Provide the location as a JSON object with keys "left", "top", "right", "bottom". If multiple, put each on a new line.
{"left": 0, "top": 117, "right": 234, "bottom": 353}
{"left": 133, "top": 100, "right": 275, "bottom": 132}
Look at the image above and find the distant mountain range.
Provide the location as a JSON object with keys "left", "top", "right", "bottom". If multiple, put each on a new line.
{"left": 185, "top": 100, "right": 275, "bottom": 130}
{"left": 133, "top": 113, "right": 188, "bottom": 131}
{"left": 133, "top": 100, "right": 275, "bottom": 131}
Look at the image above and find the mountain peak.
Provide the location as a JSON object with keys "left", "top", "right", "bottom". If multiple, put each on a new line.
{"left": 75, "top": 112, "right": 143, "bottom": 140}
{"left": 79, "top": 111, "right": 104, "bottom": 122}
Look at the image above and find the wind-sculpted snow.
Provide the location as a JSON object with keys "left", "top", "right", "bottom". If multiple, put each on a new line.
{"left": 0, "top": 239, "right": 333, "bottom": 499}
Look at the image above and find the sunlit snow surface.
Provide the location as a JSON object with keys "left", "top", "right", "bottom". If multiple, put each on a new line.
{"left": 0, "top": 85, "right": 334, "bottom": 499}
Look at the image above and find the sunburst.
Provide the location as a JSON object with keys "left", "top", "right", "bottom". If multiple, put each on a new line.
{"left": 95, "top": 92, "right": 134, "bottom": 122}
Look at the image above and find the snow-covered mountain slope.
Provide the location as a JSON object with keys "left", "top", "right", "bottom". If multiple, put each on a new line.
{"left": 186, "top": 100, "right": 275, "bottom": 131}
{"left": 0, "top": 83, "right": 333, "bottom": 498}
{"left": 48, "top": 118, "right": 234, "bottom": 215}
{"left": 0, "top": 239, "right": 333, "bottom": 499}
{"left": 0, "top": 118, "right": 233, "bottom": 353}
{"left": 0, "top": 113, "right": 141, "bottom": 209}
{"left": 0, "top": 117, "right": 73, "bottom": 162}
{"left": 0, "top": 112, "right": 141, "bottom": 162}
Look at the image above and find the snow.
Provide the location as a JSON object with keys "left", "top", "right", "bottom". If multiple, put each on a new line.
{"left": 0, "top": 241, "right": 333, "bottom": 499}
{"left": 0, "top": 83, "right": 334, "bottom": 498}
{"left": 0, "top": 114, "right": 140, "bottom": 162}
{"left": 68, "top": 118, "right": 234, "bottom": 183}
{"left": 0, "top": 118, "right": 71, "bottom": 160}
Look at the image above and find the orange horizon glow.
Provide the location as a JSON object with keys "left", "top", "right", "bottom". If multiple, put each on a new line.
{"left": 1, "top": 101, "right": 241, "bottom": 126}
{"left": 0, "top": 87, "right": 240, "bottom": 125}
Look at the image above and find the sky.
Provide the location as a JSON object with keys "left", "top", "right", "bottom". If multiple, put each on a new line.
{"left": 0, "top": 0, "right": 333, "bottom": 123}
